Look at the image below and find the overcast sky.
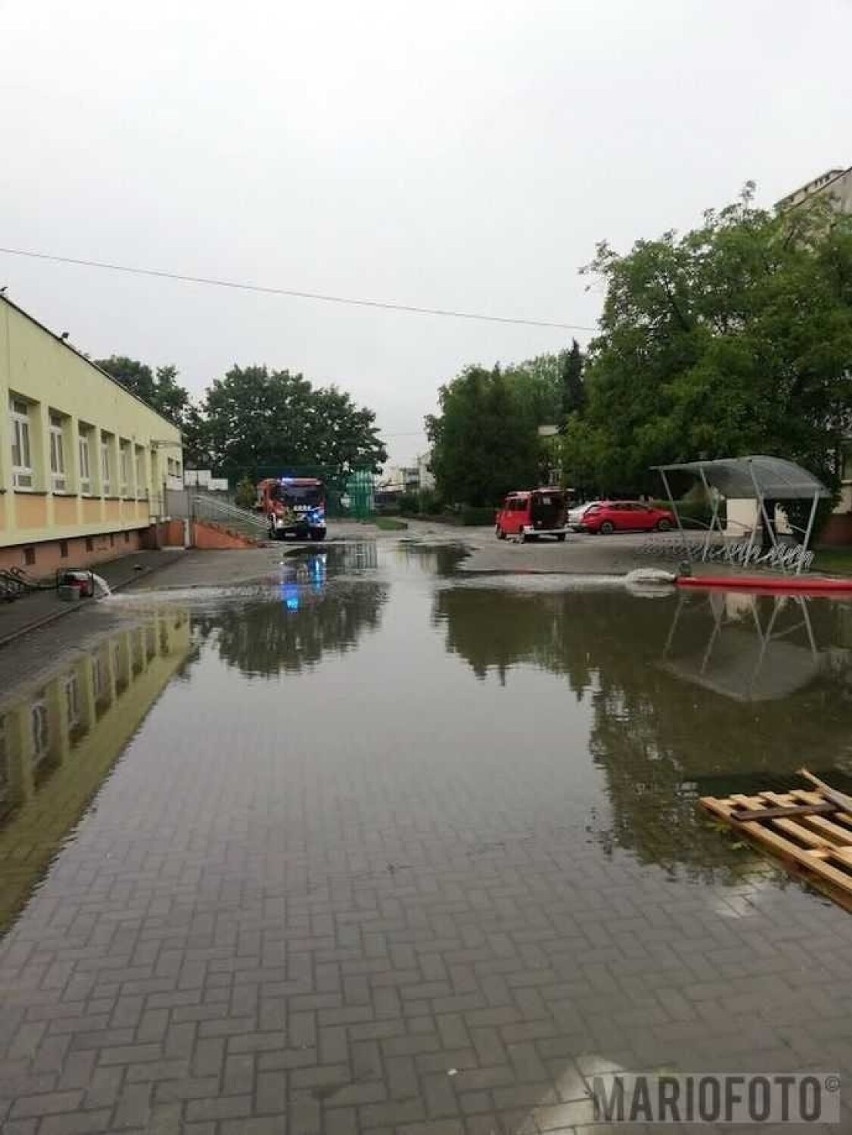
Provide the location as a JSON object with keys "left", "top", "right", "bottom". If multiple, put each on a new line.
{"left": 2, "top": 0, "right": 851, "bottom": 466}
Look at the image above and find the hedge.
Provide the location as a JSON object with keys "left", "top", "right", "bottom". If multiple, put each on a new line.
{"left": 649, "top": 499, "right": 726, "bottom": 529}
{"left": 460, "top": 506, "right": 497, "bottom": 527}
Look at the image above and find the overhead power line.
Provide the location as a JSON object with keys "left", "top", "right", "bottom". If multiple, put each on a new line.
{"left": 0, "top": 245, "right": 595, "bottom": 332}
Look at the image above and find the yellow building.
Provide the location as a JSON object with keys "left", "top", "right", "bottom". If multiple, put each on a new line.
{"left": 0, "top": 294, "right": 183, "bottom": 572}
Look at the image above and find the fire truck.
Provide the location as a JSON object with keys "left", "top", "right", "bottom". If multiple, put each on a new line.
{"left": 257, "top": 476, "right": 327, "bottom": 541}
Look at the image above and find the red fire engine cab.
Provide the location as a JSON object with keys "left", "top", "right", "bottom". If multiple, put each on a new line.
{"left": 257, "top": 477, "right": 327, "bottom": 541}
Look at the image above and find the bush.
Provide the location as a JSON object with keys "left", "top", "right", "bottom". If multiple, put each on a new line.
{"left": 397, "top": 493, "right": 420, "bottom": 515}
{"left": 234, "top": 476, "right": 257, "bottom": 510}
{"left": 649, "top": 499, "right": 726, "bottom": 529}
{"left": 460, "top": 506, "right": 497, "bottom": 527}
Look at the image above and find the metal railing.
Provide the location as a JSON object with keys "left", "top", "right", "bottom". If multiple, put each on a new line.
{"left": 189, "top": 494, "right": 269, "bottom": 540}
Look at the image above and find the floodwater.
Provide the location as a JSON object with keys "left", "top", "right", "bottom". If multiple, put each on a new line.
{"left": 1, "top": 541, "right": 852, "bottom": 1132}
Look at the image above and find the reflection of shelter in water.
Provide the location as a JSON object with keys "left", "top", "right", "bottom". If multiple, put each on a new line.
{"left": 660, "top": 592, "right": 837, "bottom": 702}
{"left": 0, "top": 611, "right": 190, "bottom": 931}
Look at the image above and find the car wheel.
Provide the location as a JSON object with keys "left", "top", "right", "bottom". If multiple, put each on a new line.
{"left": 656, "top": 518, "right": 672, "bottom": 532}
{"left": 555, "top": 533, "right": 566, "bottom": 542}
{"left": 599, "top": 520, "right": 615, "bottom": 535}
{"left": 496, "top": 525, "right": 506, "bottom": 540}
{"left": 310, "top": 529, "right": 326, "bottom": 541}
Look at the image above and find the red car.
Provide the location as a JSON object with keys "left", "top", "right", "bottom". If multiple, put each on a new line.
{"left": 576, "top": 500, "right": 674, "bottom": 535}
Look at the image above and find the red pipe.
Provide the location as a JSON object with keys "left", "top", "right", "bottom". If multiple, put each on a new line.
{"left": 678, "top": 575, "right": 852, "bottom": 594}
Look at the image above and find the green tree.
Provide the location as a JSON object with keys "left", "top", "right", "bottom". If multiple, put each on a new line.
{"left": 560, "top": 338, "right": 585, "bottom": 420}
{"left": 95, "top": 356, "right": 157, "bottom": 403}
{"left": 565, "top": 188, "right": 852, "bottom": 495}
{"left": 234, "top": 476, "right": 257, "bottom": 509}
{"left": 201, "top": 365, "right": 386, "bottom": 486}
{"left": 504, "top": 352, "right": 562, "bottom": 426}
{"left": 95, "top": 356, "right": 192, "bottom": 431}
{"left": 425, "top": 365, "right": 542, "bottom": 506}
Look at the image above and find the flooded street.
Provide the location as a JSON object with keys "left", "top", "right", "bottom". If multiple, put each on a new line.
{"left": 1, "top": 540, "right": 852, "bottom": 1133}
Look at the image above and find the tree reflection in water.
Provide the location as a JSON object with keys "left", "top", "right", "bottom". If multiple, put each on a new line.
{"left": 434, "top": 585, "right": 852, "bottom": 880}
{"left": 194, "top": 553, "right": 388, "bottom": 677}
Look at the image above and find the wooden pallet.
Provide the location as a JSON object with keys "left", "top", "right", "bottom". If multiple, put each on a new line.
{"left": 700, "top": 789, "right": 852, "bottom": 912}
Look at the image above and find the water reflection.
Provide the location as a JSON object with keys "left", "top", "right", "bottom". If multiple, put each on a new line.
{"left": 194, "top": 551, "right": 388, "bottom": 678}
{"left": 0, "top": 610, "right": 190, "bottom": 932}
{"left": 434, "top": 585, "right": 852, "bottom": 878}
{"left": 394, "top": 541, "right": 468, "bottom": 576}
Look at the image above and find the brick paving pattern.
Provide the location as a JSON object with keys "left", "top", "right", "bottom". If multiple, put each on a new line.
{"left": 1, "top": 551, "right": 851, "bottom": 1134}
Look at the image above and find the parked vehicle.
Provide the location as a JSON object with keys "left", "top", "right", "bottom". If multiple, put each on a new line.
{"left": 257, "top": 477, "right": 327, "bottom": 541}
{"left": 567, "top": 500, "right": 603, "bottom": 529}
{"left": 495, "top": 488, "right": 568, "bottom": 542}
{"left": 577, "top": 500, "right": 675, "bottom": 535}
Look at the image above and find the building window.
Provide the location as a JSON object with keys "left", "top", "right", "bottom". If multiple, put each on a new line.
{"left": 109, "top": 533, "right": 115, "bottom": 547}
{"left": 119, "top": 443, "right": 130, "bottom": 497}
{"left": 49, "top": 413, "right": 67, "bottom": 491}
{"left": 59, "top": 539, "right": 69, "bottom": 558}
{"left": 0, "top": 714, "right": 8, "bottom": 803}
{"left": 10, "top": 398, "right": 33, "bottom": 489}
{"left": 101, "top": 436, "right": 112, "bottom": 495}
{"left": 79, "top": 430, "right": 92, "bottom": 493}
{"left": 23, "top": 546, "right": 35, "bottom": 566}
{"left": 85, "top": 536, "right": 93, "bottom": 552}
{"left": 124, "top": 530, "right": 130, "bottom": 544}
{"left": 135, "top": 448, "right": 145, "bottom": 496}
{"left": 31, "top": 697, "right": 49, "bottom": 769}
{"left": 65, "top": 674, "right": 80, "bottom": 730}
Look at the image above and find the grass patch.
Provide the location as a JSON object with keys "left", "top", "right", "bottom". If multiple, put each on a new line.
{"left": 813, "top": 547, "right": 852, "bottom": 576}
{"left": 373, "top": 517, "right": 409, "bottom": 531}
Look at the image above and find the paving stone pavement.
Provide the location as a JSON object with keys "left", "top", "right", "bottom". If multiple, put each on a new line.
{"left": 1, "top": 553, "right": 851, "bottom": 1134}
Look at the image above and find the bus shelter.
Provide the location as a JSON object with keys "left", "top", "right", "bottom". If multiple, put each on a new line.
{"left": 653, "top": 455, "right": 830, "bottom": 574}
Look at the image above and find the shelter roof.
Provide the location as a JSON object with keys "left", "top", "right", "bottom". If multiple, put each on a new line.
{"left": 654, "top": 456, "right": 829, "bottom": 500}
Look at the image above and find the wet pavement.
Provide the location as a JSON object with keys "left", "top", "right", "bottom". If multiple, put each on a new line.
{"left": 1, "top": 540, "right": 852, "bottom": 1134}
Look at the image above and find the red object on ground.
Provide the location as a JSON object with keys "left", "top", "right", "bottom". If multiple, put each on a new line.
{"left": 678, "top": 575, "right": 852, "bottom": 594}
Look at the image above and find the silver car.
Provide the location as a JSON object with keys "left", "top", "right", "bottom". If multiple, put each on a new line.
{"left": 568, "top": 501, "right": 601, "bottom": 530}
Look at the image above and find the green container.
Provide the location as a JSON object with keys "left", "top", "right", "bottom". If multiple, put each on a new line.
{"left": 345, "top": 470, "right": 375, "bottom": 519}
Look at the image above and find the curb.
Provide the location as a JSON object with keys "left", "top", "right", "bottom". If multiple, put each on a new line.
{"left": 0, "top": 554, "right": 185, "bottom": 653}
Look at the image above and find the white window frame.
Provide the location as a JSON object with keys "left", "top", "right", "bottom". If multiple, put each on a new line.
{"left": 119, "top": 444, "right": 130, "bottom": 497}
{"left": 10, "top": 398, "right": 33, "bottom": 489}
{"left": 65, "top": 674, "right": 81, "bottom": 729}
{"left": 31, "top": 698, "right": 49, "bottom": 768}
{"left": 135, "top": 448, "right": 145, "bottom": 497}
{"left": 101, "top": 437, "right": 112, "bottom": 495}
{"left": 79, "top": 431, "right": 92, "bottom": 494}
{"left": 0, "top": 714, "right": 8, "bottom": 799}
{"left": 49, "top": 414, "right": 66, "bottom": 492}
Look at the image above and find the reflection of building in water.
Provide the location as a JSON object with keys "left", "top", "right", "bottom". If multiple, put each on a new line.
{"left": 0, "top": 610, "right": 190, "bottom": 931}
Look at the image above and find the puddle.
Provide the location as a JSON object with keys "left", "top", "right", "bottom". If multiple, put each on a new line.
{"left": 2, "top": 541, "right": 852, "bottom": 1104}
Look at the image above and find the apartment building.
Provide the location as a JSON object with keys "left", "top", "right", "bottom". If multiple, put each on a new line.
{"left": 0, "top": 295, "right": 183, "bottom": 571}
{"left": 775, "top": 166, "right": 852, "bottom": 214}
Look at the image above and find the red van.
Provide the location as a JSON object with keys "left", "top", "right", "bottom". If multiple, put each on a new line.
{"left": 495, "top": 488, "right": 568, "bottom": 542}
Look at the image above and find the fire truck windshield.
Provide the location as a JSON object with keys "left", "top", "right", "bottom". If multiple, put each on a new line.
{"left": 277, "top": 484, "right": 322, "bottom": 505}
